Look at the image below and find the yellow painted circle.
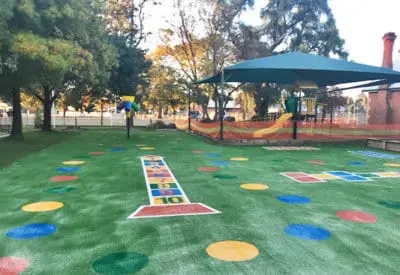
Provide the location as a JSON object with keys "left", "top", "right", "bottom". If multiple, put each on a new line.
{"left": 140, "top": 147, "right": 155, "bottom": 150}
{"left": 62, "top": 161, "right": 85, "bottom": 165}
{"left": 206, "top": 241, "right": 259, "bottom": 262}
{"left": 230, "top": 157, "right": 248, "bottom": 161}
{"left": 22, "top": 201, "right": 64, "bottom": 212}
{"left": 384, "top": 163, "right": 400, "bottom": 167}
{"left": 240, "top": 184, "right": 269, "bottom": 190}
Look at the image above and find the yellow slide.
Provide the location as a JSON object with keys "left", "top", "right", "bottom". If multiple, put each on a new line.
{"left": 253, "top": 113, "right": 292, "bottom": 138}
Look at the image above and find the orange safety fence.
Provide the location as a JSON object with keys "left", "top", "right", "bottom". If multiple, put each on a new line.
{"left": 175, "top": 119, "right": 400, "bottom": 140}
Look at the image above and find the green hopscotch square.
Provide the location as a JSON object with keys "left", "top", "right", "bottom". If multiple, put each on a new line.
{"left": 150, "top": 183, "right": 178, "bottom": 190}
{"left": 355, "top": 173, "right": 381, "bottom": 178}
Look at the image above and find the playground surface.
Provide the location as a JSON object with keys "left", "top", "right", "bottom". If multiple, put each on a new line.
{"left": 0, "top": 129, "right": 400, "bottom": 274}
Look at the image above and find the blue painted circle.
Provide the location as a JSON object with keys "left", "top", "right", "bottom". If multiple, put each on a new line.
{"left": 277, "top": 195, "right": 311, "bottom": 204}
{"left": 205, "top": 153, "right": 221, "bottom": 158}
{"left": 6, "top": 223, "right": 57, "bottom": 239}
{"left": 347, "top": 161, "right": 365, "bottom": 166}
{"left": 56, "top": 167, "right": 81, "bottom": 173}
{"left": 211, "top": 161, "right": 230, "bottom": 166}
{"left": 111, "top": 148, "right": 125, "bottom": 152}
{"left": 284, "top": 224, "right": 330, "bottom": 240}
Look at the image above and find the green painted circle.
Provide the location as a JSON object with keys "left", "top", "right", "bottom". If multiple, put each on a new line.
{"left": 378, "top": 200, "right": 400, "bottom": 209}
{"left": 44, "top": 186, "right": 77, "bottom": 194}
{"left": 92, "top": 252, "right": 149, "bottom": 274}
{"left": 214, "top": 174, "right": 238, "bottom": 180}
{"left": 272, "top": 159, "right": 284, "bottom": 163}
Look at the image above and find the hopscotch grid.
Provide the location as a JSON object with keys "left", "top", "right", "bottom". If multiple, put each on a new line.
{"left": 141, "top": 158, "right": 156, "bottom": 205}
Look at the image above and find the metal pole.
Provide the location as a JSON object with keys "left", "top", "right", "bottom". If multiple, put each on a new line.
{"left": 219, "top": 71, "right": 225, "bottom": 140}
{"left": 188, "top": 89, "right": 191, "bottom": 131}
{"left": 292, "top": 96, "right": 299, "bottom": 140}
{"left": 314, "top": 89, "right": 318, "bottom": 123}
{"left": 52, "top": 90, "right": 56, "bottom": 128}
{"left": 127, "top": 116, "right": 130, "bottom": 139}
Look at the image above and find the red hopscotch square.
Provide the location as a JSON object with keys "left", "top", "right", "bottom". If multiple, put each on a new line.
{"left": 295, "top": 177, "right": 323, "bottom": 183}
{"left": 131, "top": 203, "right": 218, "bottom": 218}
{"left": 284, "top": 172, "right": 309, "bottom": 177}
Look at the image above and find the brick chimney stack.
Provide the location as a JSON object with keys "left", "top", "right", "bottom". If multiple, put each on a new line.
{"left": 382, "top": 32, "right": 397, "bottom": 68}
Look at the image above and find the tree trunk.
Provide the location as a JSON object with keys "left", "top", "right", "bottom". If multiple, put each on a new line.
{"left": 213, "top": 97, "right": 219, "bottom": 121}
{"left": 10, "top": 87, "right": 23, "bottom": 140}
{"left": 63, "top": 105, "right": 67, "bottom": 126}
{"left": 201, "top": 104, "right": 210, "bottom": 120}
{"left": 42, "top": 86, "right": 52, "bottom": 131}
{"left": 100, "top": 102, "right": 104, "bottom": 127}
{"left": 158, "top": 106, "right": 162, "bottom": 119}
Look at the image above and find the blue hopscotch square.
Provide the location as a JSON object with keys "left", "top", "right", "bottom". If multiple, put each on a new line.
{"left": 326, "top": 171, "right": 353, "bottom": 177}
{"left": 341, "top": 175, "right": 369, "bottom": 182}
{"left": 151, "top": 188, "right": 182, "bottom": 197}
{"left": 144, "top": 162, "right": 164, "bottom": 166}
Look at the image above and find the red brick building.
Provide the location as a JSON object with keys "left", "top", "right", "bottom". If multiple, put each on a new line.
{"left": 366, "top": 32, "right": 400, "bottom": 124}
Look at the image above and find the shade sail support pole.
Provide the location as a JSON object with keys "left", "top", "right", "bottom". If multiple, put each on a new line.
{"left": 219, "top": 71, "right": 225, "bottom": 140}
{"left": 188, "top": 88, "right": 191, "bottom": 131}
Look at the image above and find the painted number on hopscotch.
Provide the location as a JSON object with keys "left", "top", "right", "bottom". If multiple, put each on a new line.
{"left": 142, "top": 155, "right": 190, "bottom": 205}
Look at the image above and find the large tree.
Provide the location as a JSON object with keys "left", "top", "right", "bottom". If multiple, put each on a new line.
{"left": 108, "top": 35, "right": 151, "bottom": 97}
{"left": 200, "top": 0, "right": 254, "bottom": 120}
{"left": 1, "top": 0, "right": 118, "bottom": 132}
{"left": 145, "top": 63, "right": 187, "bottom": 118}
{"left": 229, "top": 0, "right": 348, "bottom": 118}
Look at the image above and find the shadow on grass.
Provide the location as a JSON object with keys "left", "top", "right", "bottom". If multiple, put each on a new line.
{"left": 0, "top": 130, "right": 76, "bottom": 169}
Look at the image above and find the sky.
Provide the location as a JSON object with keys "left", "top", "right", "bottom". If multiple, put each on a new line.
{"left": 143, "top": 0, "right": 400, "bottom": 97}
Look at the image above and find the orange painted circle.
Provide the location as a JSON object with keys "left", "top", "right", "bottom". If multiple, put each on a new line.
{"left": 240, "top": 184, "right": 269, "bottom": 190}
{"left": 192, "top": 150, "right": 205, "bottom": 154}
{"left": 50, "top": 176, "right": 78, "bottom": 182}
{"left": 206, "top": 241, "right": 259, "bottom": 262}
{"left": 198, "top": 167, "right": 220, "bottom": 172}
{"left": 307, "top": 160, "right": 325, "bottom": 165}
{"left": 22, "top": 201, "right": 64, "bottom": 212}
{"left": 89, "top": 152, "right": 105, "bottom": 155}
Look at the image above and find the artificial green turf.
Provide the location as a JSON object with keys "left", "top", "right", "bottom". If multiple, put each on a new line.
{"left": 0, "top": 129, "right": 400, "bottom": 274}
{"left": 0, "top": 131, "right": 76, "bottom": 168}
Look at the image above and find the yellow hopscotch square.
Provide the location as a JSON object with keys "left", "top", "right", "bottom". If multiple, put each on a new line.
{"left": 148, "top": 177, "right": 175, "bottom": 184}
{"left": 375, "top": 172, "right": 400, "bottom": 178}
{"left": 311, "top": 174, "right": 338, "bottom": 180}
{"left": 153, "top": 196, "right": 185, "bottom": 205}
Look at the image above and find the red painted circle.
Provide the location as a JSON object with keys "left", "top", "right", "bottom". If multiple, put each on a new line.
{"left": 0, "top": 257, "right": 29, "bottom": 275}
{"left": 50, "top": 176, "right": 78, "bottom": 182}
{"left": 336, "top": 210, "right": 377, "bottom": 223}
{"left": 307, "top": 160, "right": 324, "bottom": 165}
{"left": 89, "top": 152, "right": 105, "bottom": 155}
{"left": 198, "top": 167, "right": 220, "bottom": 172}
{"left": 192, "top": 150, "right": 205, "bottom": 154}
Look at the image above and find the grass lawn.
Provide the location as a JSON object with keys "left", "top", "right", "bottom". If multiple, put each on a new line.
{"left": 0, "top": 129, "right": 399, "bottom": 274}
